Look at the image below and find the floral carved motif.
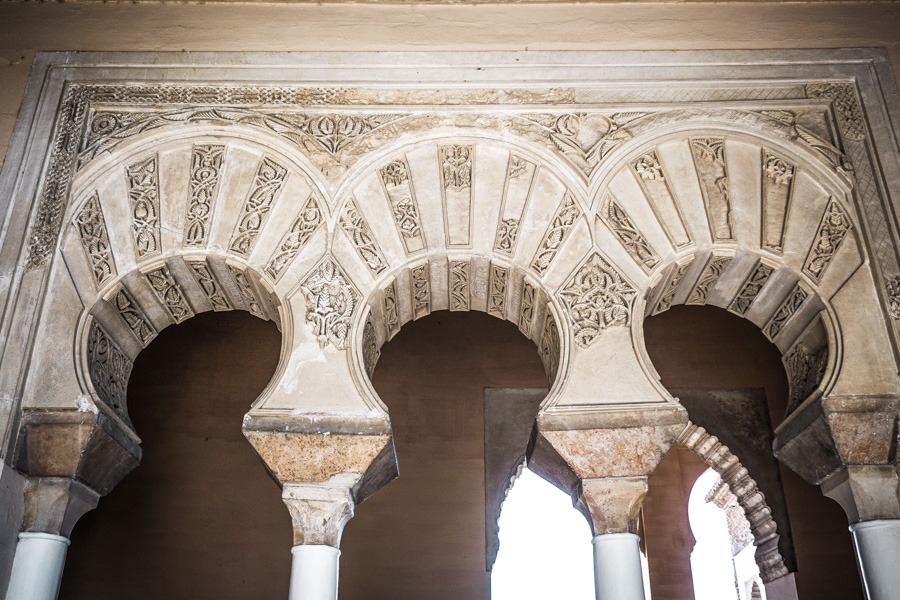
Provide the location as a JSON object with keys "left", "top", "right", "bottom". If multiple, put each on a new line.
{"left": 730, "top": 262, "right": 774, "bottom": 316}
{"left": 383, "top": 280, "right": 400, "bottom": 339}
{"left": 146, "top": 266, "right": 194, "bottom": 323}
{"left": 230, "top": 157, "right": 289, "bottom": 257}
{"left": 411, "top": 264, "right": 431, "bottom": 320}
{"left": 687, "top": 255, "right": 732, "bottom": 306}
{"left": 228, "top": 265, "right": 265, "bottom": 319}
{"left": 766, "top": 284, "right": 809, "bottom": 340}
{"left": 449, "top": 260, "right": 470, "bottom": 312}
{"left": 631, "top": 150, "right": 692, "bottom": 249}
{"left": 300, "top": 257, "right": 358, "bottom": 349}
{"left": 112, "top": 287, "right": 156, "bottom": 346}
{"left": 761, "top": 151, "right": 795, "bottom": 253}
{"left": 87, "top": 321, "right": 133, "bottom": 423}
{"left": 74, "top": 192, "right": 116, "bottom": 286}
{"left": 600, "top": 193, "right": 659, "bottom": 272}
{"left": 340, "top": 198, "right": 387, "bottom": 276}
{"left": 185, "top": 144, "right": 225, "bottom": 246}
{"left": 531, "top": 193, "right": 581, "bottom": 276}
{"left": 265, "top": 195, "right": 323, "bottom": 281}
{"left": 125, "top": 155, "right": 162, "bottom": 257}
{"left": 187, "top": 260, "right": 232, "bottom": 312}
{"left": 495, "top": 220, "right": 520, "bottom": 255}
{"left": 379, "top": 158, "right": 425, "bottom": 253}
{"left": 803, "top": 200, "right": 852, "bottom": 283}
{"left": 488, "top": 263, "right": 508, "bottom": 319}
{"left": 654, "top": 259, "right": 694, "bottom": 314}
{"left": 689, "top": 138, "right": 733, "bottom": 241}
{"left": 558, "top": 253, "right": 636, "bottom": 348}
{"left": 440, "top": 145, "right": 473, "bottom": 190}
{"left": 519, "top": 282, "right": 536, "bottom": 336}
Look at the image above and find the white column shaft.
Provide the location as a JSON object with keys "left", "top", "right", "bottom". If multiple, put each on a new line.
{"left": 289, "top": 545, "right": 340, "bottom": 600}
{"left": 5, "top": 533, "right": 70, "bottom": 600}
{"left": 850, "top": 519, "right": 900, "bottom": 600}
{"left": 592, "top": 533, "right": 645, "bottom": 600}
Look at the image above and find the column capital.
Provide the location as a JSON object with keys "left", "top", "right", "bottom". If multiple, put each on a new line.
{"left": 821, "top": 465, "right": 900, "bottom": 522}
{"left": 283, "top": 478, "right": 356, "bottom": 547}
{"left": 575, "top": 476, "right": 648, "bottom": 535}
{"left": 21, "top": 477, "right": 100, "bottom": 538}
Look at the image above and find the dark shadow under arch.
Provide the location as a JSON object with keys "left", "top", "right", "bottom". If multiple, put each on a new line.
{"left": 60, "top": 311, "right": 287, "bottom": 600}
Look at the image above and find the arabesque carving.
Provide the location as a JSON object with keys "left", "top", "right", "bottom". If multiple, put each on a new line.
{"left": 300, "top": 257, "right": 358, "bottom": 349}
{"left": 761, "top": 151, "right": 795, "bottom": 253}
{"left": 340, "top": 197, "right": 387, "bottom": 276}
{"left": 599, "top": 192, "right": 659, "bottom": 272}
{"left": 379, "top": 158, "right": 425, "bottom": 254}
{"left": 449, "top": 260, "right": 470, "bottom": 312}
{"left": 87, "top": 320, "right": 133, "bottom": 422}
{"left": 631, "top": 150, "right": 691, "bottom": 249}
{"left": 539, "top": 312, "right": 560, "bottom": 385}
{"left": 146, "top": 266, "right": 194, "bottom": 323}
{"left": 687, "top": 255, "right": 732, "bottom": 305}
{"left": 382, "top": 279, "right": 400, "bottom": 339}
{"left": 558, "top": 252, "right": 636, "bottom": 348}
{"left": 230, "top": 157, "right": 289, "bottom": 257}
{"left": 185, "top": 144, "right": 225, "bottom": 246}
{"left": 362, "top": 315, "right": 380, "bottom": 380}
{"left": 74, "top": 192, "right": 116, "bottom": 286}
{"left": 187, "top": 259, "right": 232, "bottom": 312}
{"left": 228, "top": 265, "right": 265, "bottom": 319}
{"left": 440, "top": 145, "right": 474, "bottom": 247}
{"left": 125, "top": 155, "right": 162, "bottom": 257}
{"left": 112, "top": 286, "right": 156, "bottom": 346}
{"left": 654, "top": 258, "right": 694, "bottom": 314}
{"left": 766, "top": 284, "right": 809, "bottom": 340}
{"left": 488, "top": 263, "right": 508, "bottom": 319}
{"left": 730, "top": 261, "right": 774, "bottom": 316}
{"left": 531, "top": 193, "right": 581, "bottom": 276}
{"left": 411, "top": 263, "right": 430, "bottom": 319}
{"left": 689, "top": 137, "right": 733, "bottom": 241}
{"left": 518, "top": 281, "right": 536, "bottom": 336}
{"left": 784, "top": 343, "right": 828, "bottom": 415}
{"left": 803, "top": 200, "right": 852, "bottom": 283}
{"left": 265, "top": 194, "right": 323, "bottom": 281}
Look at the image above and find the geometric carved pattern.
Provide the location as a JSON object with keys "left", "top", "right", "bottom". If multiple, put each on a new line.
{"left": 531, "top": 193, "right": 581, "bottom": 276}
{"left": 125, "top": 156, "right": 162, "bottom": 257}
{"left": 146, "top": 266, "right": 194, "bottom": 324}
{"left": 411, "top": 263, "right": 430, "bottom": 320}
{"left": 300, "top": 257, "right": 358, "bottom": 350}
{"left": 677, "top": 422, "right": 789, "bottom": 583}
{"left": 112, "top": 286, "right": 156, "bottom": 346}
{"left": 730, "top": 261, "right": 774, "bottom": 316}
{"left": 600, "top": 192, "right": 659, "bottom": 272}
{"left": 766, "top": 283, "right": 808, "bottom": 340}
{"left": 761, "top": 150, "right": 795, "bottom": 253}
{"left": 340, "top": 197, "right": 387, "bottom": 276}
{"left": 439, "top": 144, "right": 474, "bottom": 247}
{"left": 687, "top": 255, "right": 732, "bottom": 305}
{"left": 265, "top": 194, "right": 323, "bottom": 281}
{"left": 87, "top": 320, "right": 133, "bottom": 422}
{"left": 449, "top": 259, "right": 470, "bottom": 312}
{"left": 689, "top": 138, "right": 733, "bottom": 241}
{"left": 185, "top": 144, "right": 225, "bottom": 246}
{"left": 803, "top": 200, "right": 852, "bottom": 283}
{"left": 558, "top": 252, "right": 636, "bottom": 348}
{"left": 230, "top": 157, "right": 289, "bottom": 257}
{"left": 74, "top": 192, "right": 116, "bottom": 286}
{"left": 187, "top": 259, "right": 232, "bottom": 312}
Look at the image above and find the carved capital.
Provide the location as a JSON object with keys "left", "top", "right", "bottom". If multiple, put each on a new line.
{"left": 242, "top": 413, "right": 398, "bottom": 505}
{"left": 21, "top": 477, "right": 99, "bottom": 537}
{"left": 575, "top": 476, "right": 648, "bottom": 535}
{"left": 774, "top": 394, "right": 900, "bottom": 486}
{"left": 821, "top": 465, "right": 900, "bottom": 523}
{"left": 283, "top": 479, "right": 356, "bottom": 547}
{"left": 14, "top": 409, "right": 141, "bottom": 496}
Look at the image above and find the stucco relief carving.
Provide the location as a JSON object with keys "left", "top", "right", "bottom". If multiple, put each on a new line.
{"left": 539, "top": 312, "right": 561, "bottom": 385}
{"left": 228, "top": 265, "right": 266, "bottom": 320}
{"left": 410, "top": 263, "right": 430, "bottom": 319}
{"left": 187, "top": 259, "right": 232, "bottom": 312}
{"left": 379, "top": 158, "right": 425, "bottom": 254}
{"left": 784, "top": 343, "right": 828, "bottom": 415}
{"left": 230, "top": 157, "right": 289, "bottom": 258}
{"left": 362, "top": 315, "right": 380, "bottom": 380}
{"left": 449, "top": 259, "right": 471, "bottom": 312}
{"left": 439, "top": 144, "right": 474, "bottom": 247}
{"left": 265, "top": 194, "right": 323, "bottom": 281}
{"left": 803, "top": 200, "right": 852, "bottom": 283}
{"left": 125, "top": 155, "right": 162, "bottom": 258}
{"left": 382, "top": 279, "right": 400, "bottom": 339}
{"left": 761, "top": 150, "right": 795, "bottom": 253}
{"left": 494, "top": 154, "right": 536, "bottom": 257}
{"left": 518, "top": 280, "right": 536, "bottom": 336}
{"left": 557, "top": 252, "right": 636, "bottom": 348}
{"left": 86, "top": 320, "right": 133, "bottom": 421}
{"left": 185, "top": 144, "right": 225, "bottom": 247}
{"left": 146, "top": 266, "right": 194, "bottom": 324}
{"left": 488, "top": 263, "right": 509, "bottom": 319}
{"left": 599, "top": 192, "right": 659, "bottom": 272}
{"left": 341, "top": 197, "right": 387, "bottom": 276}
{"left": 689, "top": 137, "right": 733, "bottom": 242}
{"left": 74, "top": 192, "right": 116, "bottom": 286}
{"left": 112, "top": 286, "right": 156, "bottom": 346}
{"left": 730, "top": 261, "right": 774, "bottom": 316}
{"left": 631, "top": 150, "right": 692, "bottom": 250}
{"left": 531, "top": 193, "right": 581, "bottom": 276}
{"left": 653, "top": 258, "right": 694, "bottom": 315}
{"left": 687, "top": 255, "right": 732, "bottom": 306}
{"left": 300, "top": 257, "right": 358, "bottom": 350}
{"left": 766, "top": 284, "right": 809, "bottom": 340}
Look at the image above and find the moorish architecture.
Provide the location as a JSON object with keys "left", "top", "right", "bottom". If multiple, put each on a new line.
{"left": 0, "top": 49, "right": 899, "bottom": 600}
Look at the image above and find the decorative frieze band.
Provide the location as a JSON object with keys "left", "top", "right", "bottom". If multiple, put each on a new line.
{"left": 185, "top": 144, "right": 225, "bottom": 247}
{"left": 125, "top": 155, "right": 162, "bottom": 258}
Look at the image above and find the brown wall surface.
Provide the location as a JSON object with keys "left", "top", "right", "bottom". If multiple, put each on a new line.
{"left": 1, "top": 2, "right": 900, "bottom": 174}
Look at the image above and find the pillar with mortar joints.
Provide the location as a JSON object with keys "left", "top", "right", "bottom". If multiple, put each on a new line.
{"left": 528, "top": 403, "right": 688, "bottom": 600}
{"left": 774, "top": 394, "right": 900, "bottom": 600}
{"left": 6, "top": 409, "right": 141, "bottom": 600}
{"left": 243, "top": 412, "right": 398, "bottom": 600}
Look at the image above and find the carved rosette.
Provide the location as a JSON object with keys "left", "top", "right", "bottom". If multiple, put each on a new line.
{"left": 300, "top": 257, "right": 359, "bottom": 350}
{"left": 557, "top": 252, "right": 636, "bottom": 348}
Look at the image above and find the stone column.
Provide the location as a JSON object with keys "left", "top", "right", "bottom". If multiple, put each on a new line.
{"left": 243, "top": 414, "right": 398, "bottom": 600}
{"left": 5, "top": 479, "right": 99, "bottom": 600}
{"left": 282, "top": 480, "right": 355, "bottom": 600}
{"left": 529, "top": 403, "right": 687, "bottom": 600}
{"left": 774, "top": 395, "right": 900, "bottom": 600}
{"left": 576, "top": 477, "right": 648, "bottom": 600}
{"left": 5, "top": 410, "right": 140, "bottom": 600}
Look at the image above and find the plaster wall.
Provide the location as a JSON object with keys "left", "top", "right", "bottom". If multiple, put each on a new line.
{"left": 1, "top": 2, "right": 900, "bottom": 173}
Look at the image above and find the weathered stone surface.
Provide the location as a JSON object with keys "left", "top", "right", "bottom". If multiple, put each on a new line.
{"left": 20, "top": 477, "right": 99, "bottom": 537}
{"left": 575, "top": 476, "right": 648, "bottom": 535}
{"left": 282, "top": 478, "right": 355, "bottom": 546}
